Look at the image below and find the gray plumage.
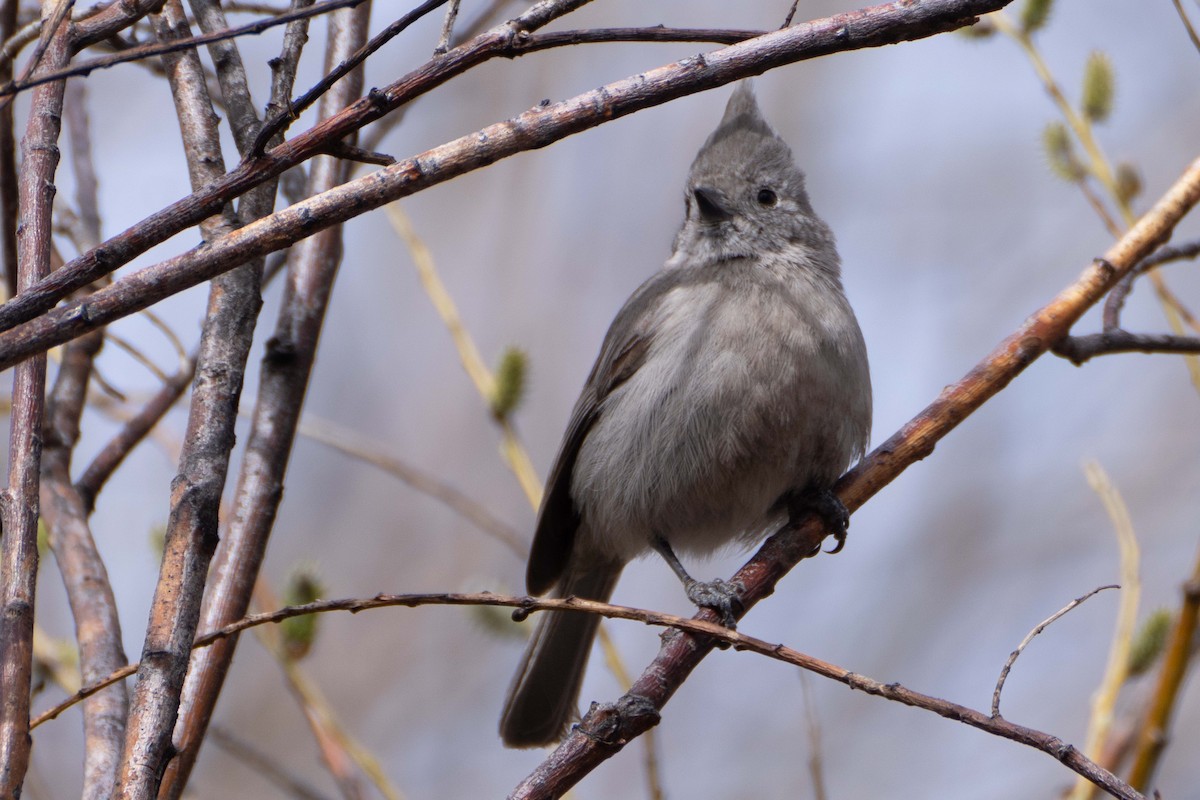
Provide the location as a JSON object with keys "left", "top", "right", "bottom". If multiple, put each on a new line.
{"left": 500, "top": 82, "right": 872, "bottom": 748}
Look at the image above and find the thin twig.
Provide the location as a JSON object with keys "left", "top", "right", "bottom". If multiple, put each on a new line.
{"left": 993, "top": 585, "right": 1118, "bottom": 718}
{"left": 30, "top": 591, "right": 1143, "bottom": 799}
{"left": 1052, "top": 330, "right": 1200, "bottom": 365}
{"left": 0, "top": 1, "right": 355, "bottom": 90}
{"left": 1102, "top": 239, "right": 1200, "bottom": 331}
{"left": 298, "top": 415, "right": 526, "bottom": 557}
{"left": 782, "top": 1, "right": 801, "bottom": 28}
{"left": 75, "top": 358, "right": 194, "bottom": 511}
{"left": 41, "top": 77, "right": 129, "bottom": 800}
{"left": 0, "top": 0, "right": 16, "bottom": 300}
{"left": 1172, "top": 0, "right": 1200, "bottom": 55}
{"left": 246, "top": 582, "right": 378, "bottom": 800}
{"left": 0, "top": 0, "right": 74, "bottom": 116}
{"left": 0, "top": 10, "right": 70, "bottom": 796}
{"left": 434, "top": 0, "right": 460, "bottom": 54}
{"left": 387, "top": 203, "right": 542, "bottom": 505}
{"left": 112, "top": 0, "right": 268, "bottom": 794}
{"left": 249, "top": 0, "right": 446, "bottom": 155}
{"left": 210, "top": 726, "right": 334, "bottom": 800}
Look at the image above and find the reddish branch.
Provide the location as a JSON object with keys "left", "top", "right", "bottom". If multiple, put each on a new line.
{"left": 0, "top": 14, "right": 69, "bottom": 800}
{"left": 508, "top": 156, "right": 1200, "bottom": 800}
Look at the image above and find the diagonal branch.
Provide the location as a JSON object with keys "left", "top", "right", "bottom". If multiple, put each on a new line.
{"left": 507, "top": 155, "right": 1200, "bottom": 798}
{"left": 0, "top": 0, "right": 1010, "bottom": 338}
{"left": 0, "top": 0, "right": 1016, "bottom": 370}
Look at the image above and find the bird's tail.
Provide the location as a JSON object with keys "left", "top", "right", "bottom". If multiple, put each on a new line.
{"left": 499, "top": 562, "right": 623, "bottom": 747}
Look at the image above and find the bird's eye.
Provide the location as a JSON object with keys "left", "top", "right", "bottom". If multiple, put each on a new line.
{"left": 756, "top": 187, "right": 778, "bottom": 207}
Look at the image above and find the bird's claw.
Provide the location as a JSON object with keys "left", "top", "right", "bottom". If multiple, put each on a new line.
{"left": 685, "top": 578, "right": 744, "bottom": 628}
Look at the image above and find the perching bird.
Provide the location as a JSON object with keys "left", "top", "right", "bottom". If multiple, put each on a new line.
{"left": 500, "top": 82, "right": 872, "bottom": 748}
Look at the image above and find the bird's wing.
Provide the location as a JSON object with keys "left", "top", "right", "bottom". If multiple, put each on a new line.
{"left": 524, "top": 278, "right": 668, "bottom": 595}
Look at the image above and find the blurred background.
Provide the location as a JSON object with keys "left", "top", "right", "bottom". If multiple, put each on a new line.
{"left": 17, "top": 0, "right": 1200, "bottom": 797}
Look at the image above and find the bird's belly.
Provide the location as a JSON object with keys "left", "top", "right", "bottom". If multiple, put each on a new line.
{"left": 571, "top": 331, "right": 843, "bottom": 563}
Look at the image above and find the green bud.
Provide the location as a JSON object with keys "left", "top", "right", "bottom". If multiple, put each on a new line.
{"left": 148, "top": 524, "right": 166, "bottom": 561}
{"left": 1020, "top": 0, "right": 1053, "bottom": 34}
{"left": 281, "top": 564, "right": 325, "bottom": 661}
{"left": 1042, "top": 122, "right": 1085, "bottom": 182}
{"left": 1082, "top": 52, "right": 1115, "bottom": 123}
{"left": 1128, "top": 608, "right": 1172, "bottom": 676}
{"left": 491, "top": 347, "right": 528, "bottom": 420}
{"left": 1114, "top": 162, "right": 1142, "bottom": 205}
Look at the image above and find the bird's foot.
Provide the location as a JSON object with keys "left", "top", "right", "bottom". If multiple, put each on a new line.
{"left": 789, "top": 487, "right": 851, "bottom": 553}
{"left": 684, "top": 577, "right": 744, "bottom": 628}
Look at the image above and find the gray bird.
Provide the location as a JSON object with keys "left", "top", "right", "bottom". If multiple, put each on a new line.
{"left": 499, "top": 82, "right": 872, "bottom": 748}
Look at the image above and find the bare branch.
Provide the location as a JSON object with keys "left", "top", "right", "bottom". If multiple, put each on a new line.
{"left": 1103, "top": 238, "right": 1200, "bottom": 330}
{"left": 111, "top": 0, "right": 269, "bottom": 794}
{"left": 434, "top": 0, "right": 460, "bottom": 54}
{"left": 0, "top": 9, "right": 70, "bottom": 797}
{"left": 249, "top": 0, "right": 448, "bottom": 154}
{"left": 0, "top": 0, "right": 1017, "bottom": 367}
{"left": 1052, "top": 330, "right": 1200, "bottom": 365}
{"left": 75, "top": 357, "right": 193, "bottom": 511}
{"left": 33, "top": 591, "right": 1143, "bottom": 799}
{"left": 163, "top": 6, "right": 371, "bottom": 797}
{"left": 0, "top": 0, "right": 364, "bottom": 101}
{"left": 0, "top": 0, "right": 18, "bottom": 299}
{"left": 39, "top": 79, "right": 129, "bottom": 800}
{"left": 297, "top": 414, "right": 527, "bottom": 557}
{"left": 992, "top": 585, "right": 1117, "bottom": 718}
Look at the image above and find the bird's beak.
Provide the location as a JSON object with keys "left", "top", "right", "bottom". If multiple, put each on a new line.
{"left": 693, "top": 186, "right": 733, "bottom": 224}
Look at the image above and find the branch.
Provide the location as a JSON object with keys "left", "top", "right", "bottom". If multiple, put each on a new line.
{"left": 162, "top": 6, "right": 371, "bottom": 797}
{"left": 1052, "top": 330, "right": 1200, "bottom": 365}
{"left": 74, "top": 359, "right": 193, "bottom": 511}
{"left": 1126, "top": 567, "right": 1200, "bottom": 788}
{"left": 0, "top": 0, "right": 17, "bottom": 299}
{"left": 247, "top": 0, "right": 449, "bottom": 155}
{"left": 112, "top": 1, "right": 270, "bottom": 795}
{"left": 0, "top": 12, "right": 69, "bottom": 797}
{"left": 39, "top": 79, "right": 129, "bottom": 800}
{"left": 0, "top": 0, "right": 1010, "bottom": 340}
{"left": 0, "top": 0, "right": 365, "bottom": 100}
{"left": 992, "top": 585, "right": 1117, "bottom": 718}
{"left": 0, "top": 0, "right": 1016, "bottom": 369}
{"left": 507, "top": 156, "right": 1200, "bottom": 797}
{"left": 1102, "top": 238, "right": 1200, "bottom": 331}
{"left": 32, "top": 591, "right": 1142, "bottom": 799}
